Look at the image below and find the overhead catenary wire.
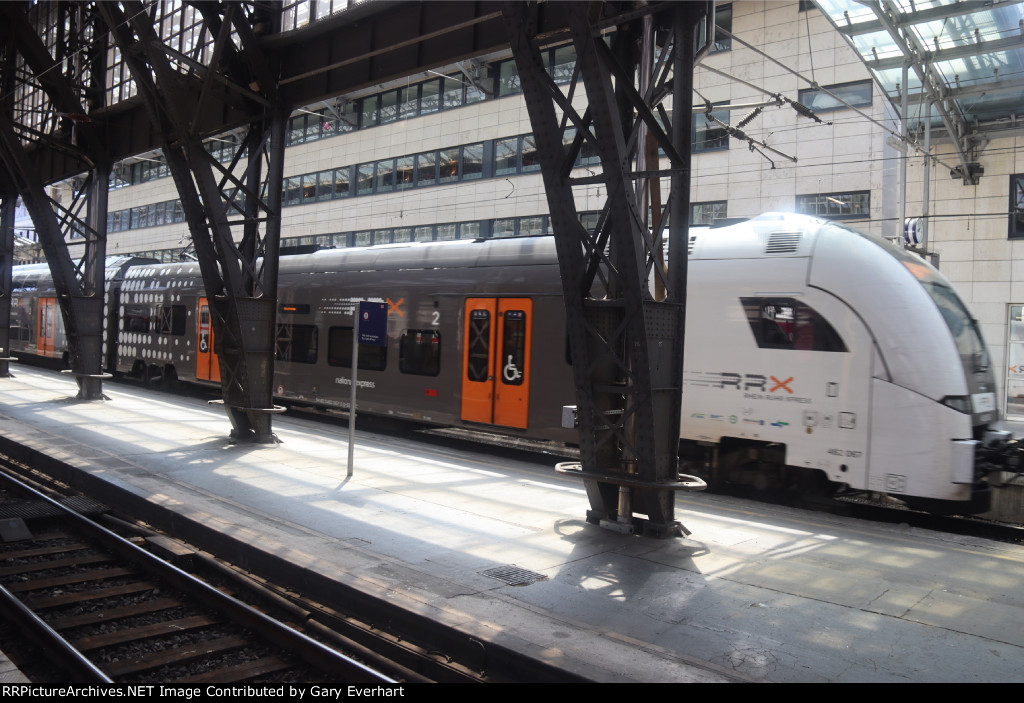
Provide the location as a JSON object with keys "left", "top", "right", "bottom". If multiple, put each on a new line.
{"left": 704, "top": 25, "right": 966, "bottom": 174}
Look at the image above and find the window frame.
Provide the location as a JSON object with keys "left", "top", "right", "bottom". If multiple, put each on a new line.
{"left": 399, "top": 329, "right": 442, "bottom": 376}
{"left": 1010, "top": 174, "right": 1024, "bottom": 239}
{"left": 796, "top": 191, "right": 870, "bottom": 220}
{"left": 797, "top": 79, "right": 873, "bottom": 113}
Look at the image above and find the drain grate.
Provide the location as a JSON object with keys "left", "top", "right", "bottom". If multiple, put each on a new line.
{"left": 481, "top": 564, "right": 547, "bottom": 586}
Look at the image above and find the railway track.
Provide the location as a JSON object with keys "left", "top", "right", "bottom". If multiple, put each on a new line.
{"left": 0, "top": 465, "right": 398, "bottom": 684}
{"left": 0, "top": 451, "right": 591, "bottom": 684}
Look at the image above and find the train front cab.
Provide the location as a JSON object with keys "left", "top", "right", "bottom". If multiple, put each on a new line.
{"left": 808, "top": 220, "right": 998, "bottom": 514}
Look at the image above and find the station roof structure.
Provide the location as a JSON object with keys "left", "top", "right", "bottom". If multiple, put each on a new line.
{"left": 814, "top": 0, "right": 1024, "bottom": 181}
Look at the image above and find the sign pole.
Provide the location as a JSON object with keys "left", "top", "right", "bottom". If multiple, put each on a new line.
{"left": 347, "top": 301, "right": 360, "bottom": 478}
{"left": 345, "top": 301, "right": 388, "bottom": 478}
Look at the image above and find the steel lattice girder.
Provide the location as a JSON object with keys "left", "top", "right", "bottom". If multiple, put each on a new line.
{"left": 97, "top": 1, "right": 286, "bottom": 442}
{"left": 0, "top": 197, "right": 15, "bottom": 377}
{"left": 504, "top": 1, "right": 708, "bottom": 537}
{"left": 0, "top": 1, "right": 111, "bottom": 399}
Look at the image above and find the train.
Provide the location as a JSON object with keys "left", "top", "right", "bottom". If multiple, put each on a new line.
{"left": 8, "top": 213, "right": 1017, "bottom": 515}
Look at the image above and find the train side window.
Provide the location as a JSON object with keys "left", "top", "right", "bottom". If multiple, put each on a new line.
{"left": 501, "top": 310, "right": 527, "bottom": 386}
{"left": 400, "top": 330, "right": 441, "bottom": 376}
{"left": 740, "top": 297, "right": 847, "bottom": 352}
{"left": 158, "top": 305, "right": 186, "bottom": 336}
{"left": 327, "top": 327, "right": 387, "bottom": 371}
{"left": 276, "top": 324, "right": 318, "bottom": 364}
{"left": 123, "top": 305, "right": 150, "bottom": 333}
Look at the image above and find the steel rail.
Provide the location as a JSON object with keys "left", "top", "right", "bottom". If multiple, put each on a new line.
{"left": 0, "top": 464, "right": 397, "bottom": 684}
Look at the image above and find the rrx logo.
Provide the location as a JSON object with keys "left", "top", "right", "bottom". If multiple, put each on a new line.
{"left": 718, "top": 373, "right": 794, "bottom": 394}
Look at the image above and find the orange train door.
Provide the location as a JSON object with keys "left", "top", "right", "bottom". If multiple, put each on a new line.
{"left": 196, "top": 298, "right": 220, "bottom": 383}
{"left": 460, "top": 298, "right": 532, "bottom": 429}
{"left": 37, "top": 297, "right": 58, "bottom": 357}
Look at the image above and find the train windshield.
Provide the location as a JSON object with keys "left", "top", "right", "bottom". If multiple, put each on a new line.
{"left": 897, "top": 253, "right": 990, "bottom": 373}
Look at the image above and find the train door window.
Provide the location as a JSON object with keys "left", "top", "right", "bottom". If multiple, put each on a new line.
{"left": 740, "top": 297, "right": 847, "bottom": 352}
{"left": 157, "top": 305, "right": 186, "bottom": 335}
{"left": 276, "top": 324, "right": 318, "bottom": 364}
{"left": 37, "top": 298, "right": 58, "bottom": 356}
{"left": 500, "top": 310, "right": 527, "bottom": 386}
{"left": 461, "top": 298, "right": 532, "bottom": 429}
{"left": 466, "top": 310, "right": 491, "bottom": 382}
{"left": 400, "top": 330, "right": 441, "bottom": 376}
{"left": 328, "top": 327, "right": 387, "bottom": 371}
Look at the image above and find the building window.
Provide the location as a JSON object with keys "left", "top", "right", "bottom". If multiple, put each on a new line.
{"left": 1006, "top": 305, "right": 1024, "bottom": 420}
{"left": 712, "top": 4, "right": 732, "bottom": 53}
{"left": 798, "top": 80, "right": 873, "bottom": 113}
{"left": 693, "top": 107, "right": 730, "bottom": 152}
{"left": 1011, "top": 174, "right": 1024, "bottom": 238}
{"left": 691, "top": 201, "right": 727, "bottom": 225}
{"left": 796, "top": 191, "right": 870, "bottom": 219}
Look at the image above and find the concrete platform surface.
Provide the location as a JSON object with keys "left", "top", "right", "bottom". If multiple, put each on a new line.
{"left": 2, "top": 366, "right": 1024, "bottom": 683}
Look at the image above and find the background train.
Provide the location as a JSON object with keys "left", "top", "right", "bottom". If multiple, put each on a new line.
{"left": 8, "top": 213, "right": 1016, "bottom": 515}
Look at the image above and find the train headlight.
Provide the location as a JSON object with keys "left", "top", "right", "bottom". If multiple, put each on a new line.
{"left": 941, "top": 395, "right": 973, "bottom": 414}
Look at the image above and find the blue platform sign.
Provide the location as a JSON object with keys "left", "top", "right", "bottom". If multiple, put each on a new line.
{"left": 358, "top": 301, "right": 388, "bottom": 346}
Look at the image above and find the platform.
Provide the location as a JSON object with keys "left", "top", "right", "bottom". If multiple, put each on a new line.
{"left": 2, "top": 366, "right": 1024, "bottom": 683}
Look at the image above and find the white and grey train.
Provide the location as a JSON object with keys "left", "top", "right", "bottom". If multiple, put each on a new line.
{"left": 9, "top": 213, "right": 1017, "bottom": 514}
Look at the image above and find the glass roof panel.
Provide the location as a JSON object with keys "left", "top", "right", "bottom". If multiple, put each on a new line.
{"left": 814, "top": 0, "right": 1024, "bottom": 137}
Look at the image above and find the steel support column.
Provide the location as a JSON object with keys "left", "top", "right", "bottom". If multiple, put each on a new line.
{"left": 0, "top": 29, "right": 15, "bottom": 378}
{"left": 0, "top": 196, "right": 14, "bottom": 377}
{"left": 98, "top": 1, "right": 286, "bottom": 442}
{"left": 503, "top": 1, "right": 708, "bottom": 537}
{"left": 0, "top": 1, "right": 111, "bottom": 398}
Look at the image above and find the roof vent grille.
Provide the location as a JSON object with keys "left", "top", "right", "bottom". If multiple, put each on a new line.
{"left": 765, "top": 232, "right": 801, "bottom": 254}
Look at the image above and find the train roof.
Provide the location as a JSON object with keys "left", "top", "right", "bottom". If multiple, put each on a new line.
{"left": 14, "top": 255, "right": 158, "bottom": 282}
{"left": 688, "top": 212, "right": 831, "bottom": 260}
{"left": 279, "top": 235, "right": 561, "bottom": 274}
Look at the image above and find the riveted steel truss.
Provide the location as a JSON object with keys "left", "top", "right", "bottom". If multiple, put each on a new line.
{"left": 0, "top": 197, "right": 14, "bottom": 377}
{"left": 0, "top": 1, "right": 111, "bottom": 398}
{"left": 97, "top": 0, "right": 287, "bottom": 442}
{"left": 504, "top": 1, "right": 710, "bottom": 537}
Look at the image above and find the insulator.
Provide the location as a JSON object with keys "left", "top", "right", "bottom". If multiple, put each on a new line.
{"left": 790, "top": 100, "right": 822, "bottom": 123}
{"left": 737, "top": 107, "right": 762, "bottom": 129}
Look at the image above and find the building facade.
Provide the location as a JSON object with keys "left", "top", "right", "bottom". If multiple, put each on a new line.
{"left": 60, "top": 1, "right": 1024, "bottom": 420}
